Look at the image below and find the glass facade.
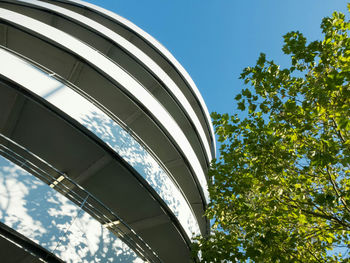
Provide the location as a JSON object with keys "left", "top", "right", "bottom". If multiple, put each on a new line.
{"left": 0, "top": 154, "right": 144, "bottom": 263}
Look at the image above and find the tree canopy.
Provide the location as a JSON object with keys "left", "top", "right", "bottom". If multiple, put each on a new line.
{"left": 194, "top": 6, "right": 350, "bottom": 263}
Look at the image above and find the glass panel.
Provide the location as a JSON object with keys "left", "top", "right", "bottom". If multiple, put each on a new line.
{"left": 0, "top": 155, "right": 144, "bottom": 262}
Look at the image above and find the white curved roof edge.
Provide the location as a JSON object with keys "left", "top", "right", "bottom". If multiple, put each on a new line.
{"left": 0, "top": 8, "right": 210, "bottom": 202}
{"left": 0, "top": 47, "right": 201, "bottom": 239}
{"left": 15, "top": 0, "right": 213, "bottom": 163}
{"left": 63, "top": 0, "right": 216, "bottom": 156}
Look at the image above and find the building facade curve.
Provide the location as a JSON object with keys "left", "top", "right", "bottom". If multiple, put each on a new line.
{"left": 0, "top": 1, "right": 214, "bottom": 262}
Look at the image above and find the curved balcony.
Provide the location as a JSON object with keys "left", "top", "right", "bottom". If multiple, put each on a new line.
{"left": 0, "top": 1, "right": 214, "bottom": 261}
{"left": 0, "top": 46, "right": 200, "bottom": 237}
{"left": 53, "top": 0, "right": 216, "bottom": 158}
{"left": 0, "top": 0, "right": 213, "bottom": 169}
{"left": 0, "top": 221, "right": 63, "bottom": 263}
{"left": 0, "top": 7, "right": 209, "bottom": 210}
{"left": 0, "top": 48, "right": 193, "bottom": 262}
{"left": 0, "top": 145, "right": 155, "bottom": 263}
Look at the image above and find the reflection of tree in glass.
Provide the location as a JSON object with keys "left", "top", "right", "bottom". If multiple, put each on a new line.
{"left": 60, "top": 213, "right": 143, "bottom": 263}
{"left": 0, "top": 156, "right": 142, "bottom": 263}
{"left": 80, "top": 110, "right": 200, "bottom": 236}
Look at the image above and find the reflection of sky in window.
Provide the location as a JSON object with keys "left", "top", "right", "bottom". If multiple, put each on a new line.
{"left": 0, "top": 155, "right": 144, "bottom": 263}
{"left": 0, "top": 49, "right": 200, "bottom": 238}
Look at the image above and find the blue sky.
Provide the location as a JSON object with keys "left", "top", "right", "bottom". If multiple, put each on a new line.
{"left": 86, "top": 0, "right": 348, "bottom": 118}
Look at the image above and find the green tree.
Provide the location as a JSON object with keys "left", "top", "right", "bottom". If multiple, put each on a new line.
{"left": 194, "top": 6, "right": 350, "bottom": 263}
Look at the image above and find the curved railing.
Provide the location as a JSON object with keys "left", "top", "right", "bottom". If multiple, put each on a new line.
{"left": 61, "top": 0, "right": 216, "bottom": 156}
{"left": 0, "top": 47, "right": 201, "bottom": 238}
{"left": 0, "top": 8, "right": 210, "bottom": 203}
{"left": 0, "top": 134, "right": 161, "bottom": 262}
{"left": 9, "top": 0, "right": 213, "bottom": 164}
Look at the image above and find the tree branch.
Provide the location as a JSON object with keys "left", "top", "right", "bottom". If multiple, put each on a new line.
{"left": 331, "top": 118, "right": 347, "bottom": 144}
{"left": 279, "top": 195, "right": 350, "bottom": 229}
{"left": 326, "top": 166, "right": 350, "bottom": 215}
{"left": 306, "top": 242, "right": 323, "bottom": 263}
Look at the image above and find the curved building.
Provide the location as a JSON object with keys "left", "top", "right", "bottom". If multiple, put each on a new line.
{"left": 0, "top": 0, "right": 215, "bottom": 262}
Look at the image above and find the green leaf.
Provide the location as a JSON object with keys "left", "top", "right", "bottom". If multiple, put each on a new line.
{"left": 237, "top": 101, "right": 246, "bottom": 111}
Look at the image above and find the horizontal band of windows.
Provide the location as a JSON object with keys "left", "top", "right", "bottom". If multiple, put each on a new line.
{"left": 0, "top": 150, "right": 151, "bottom": 263}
